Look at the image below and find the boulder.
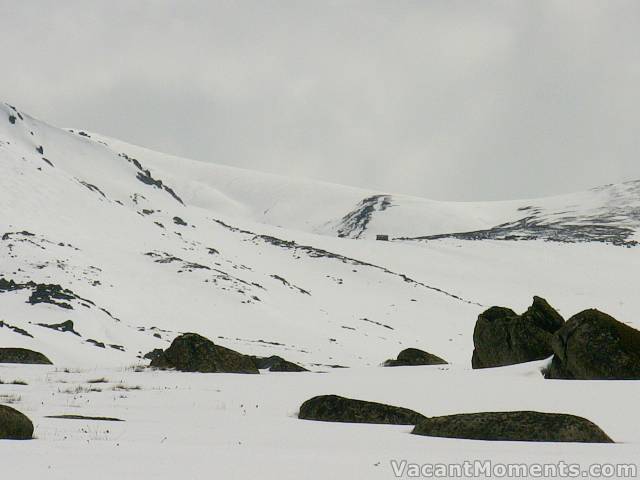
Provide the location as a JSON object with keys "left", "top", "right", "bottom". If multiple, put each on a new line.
{"left": 412, "top": 411, "right": 612, "bottom": 443}
{"left": 298, "top": 395, "right": 425, "bottom": 425}
{"left": 251, "top": 355, "right": 308, "bottom": 372}
{"left": 545, "top": 309, "right": 640, "bottom": 380}
{"left": 472, "top": 297, "right": 564, "bottom": 369}
{"left": 150, "top": 333, "right": 258, "bottom": 374}
{"left": 0, "top": 405, "right": 34, "bottom": 440}
{"left": 384, "top": 348, "right": 447, "bottom": 367}
{"left": 0, "top": 348, "right": 52, "bottom": 365}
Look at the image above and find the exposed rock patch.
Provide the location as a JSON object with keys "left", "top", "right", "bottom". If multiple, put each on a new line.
{"left": 298, "top": 395, "right": 425, "bottom": 425}
{"left": 412, "top": 411, "right": 613, "bottom": 443}
{"left": 0, "top": 347, "right": 52, "bottom": 364}
{"left": 0, "top": 405, "right": 34, "bottom": 440}
{"left": 472, "top": 297, "right": 564, "bottom": 369}
{"left": 150, "top": 333, "right": 258, "bottom": 374}
{"left": 251, "top": 355, "right": 308, "bottom": 372}
{"left": 545, "top": 309, "right": 640, "bottom": 380}
{"left": 384, "top": 348, "right": 447, "bottom": 367}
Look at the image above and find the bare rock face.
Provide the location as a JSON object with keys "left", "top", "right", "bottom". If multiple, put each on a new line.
{"left": 150, "top": 333, "right": 259, "bottom": 374}
{"left": 545, "top": 309, "right": 640, "bottom": 380}
{"left": 472, "top": 296, "right": 564, "bottom": 369}
{"left": 0, "top": 405, "right": 34, "bottom": 440}
{"left": 0, "top": 347, "right": 52, "bottom": 365}
{"left": 383, "top": 348, "right": 447, "bottom": 367}
{"left": 298, "top": 395, "right": 425, "bottom": 425}
{"left": 412, "top": 411, "right": 613, "bottom": 443}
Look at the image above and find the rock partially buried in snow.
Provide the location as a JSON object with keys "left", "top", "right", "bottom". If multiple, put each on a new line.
{"left": 298, "top": 395, "right": 426, "bottom": 425}
{"left": 545, "top": 309, "right": 640, "bottom": 380}
{"left": 150, "top": 333, "right": 259, "bottom": 374}
{"left": 251, "top": 355, "right": 308, "bottom": 372}
{"left": 383, "top": 348, "right": 447, "bottom": 367}
{"left": 0, "top": 405, "right": 34, "bottom": 440}
{"left": 412, "top": 411, "right": 613, "bottom": 443}
{"left": 0, "top": 347, "right": 52, "bottom": 365}
{"left": 472, "top": 296, "right": 564, "bottom": 369}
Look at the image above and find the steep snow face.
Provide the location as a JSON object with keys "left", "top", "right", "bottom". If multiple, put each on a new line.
{"left": 1, "top": 102, "right": 639, "bottom": 368}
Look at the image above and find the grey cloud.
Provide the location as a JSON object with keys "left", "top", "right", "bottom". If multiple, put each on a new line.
{"left": 2, "top": 0, "right": 639, "bottom": 200}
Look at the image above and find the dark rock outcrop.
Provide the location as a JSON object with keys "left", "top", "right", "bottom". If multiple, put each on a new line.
{"left": 0, "top": 348, "right": 52, "bottom": 365}
{"left": 0, "top": 405, "right": 34, "bottom": 440}
{"left": 37, "top": 320, "right": 80, "bottom": 336}
{"left": 384, "top": 348, "right": 447, "bottom": 367}
{"left": 150, "top": 333, "right": 258, "bottom": 374}
{"left": 545, "top": 309, "right": 640, "bottom": 380}
{"left": 472, "top": 297, "right": 564, "bottom": 369}
{"left": 412, "top": 411, "right": 613, "bottom": 443}
{"left": 143, "top": 348, "right": 164, "bottom": 362}
{"left": 298, "top": 395, "right": 425, "bottom": 425}
{"left": 251, "top": 355, "right": 308, "bottom": 372}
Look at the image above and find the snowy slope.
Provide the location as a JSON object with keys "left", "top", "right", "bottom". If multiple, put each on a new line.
{"left": 1, "top": 101, "right": 640, "bottom": 369}
{"left": 2, "top": 102, "right": 640, "bottom": 479}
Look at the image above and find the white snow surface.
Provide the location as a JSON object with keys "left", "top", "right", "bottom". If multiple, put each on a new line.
{"left": 1, "top": 102, "right": 639, "bottom": 478}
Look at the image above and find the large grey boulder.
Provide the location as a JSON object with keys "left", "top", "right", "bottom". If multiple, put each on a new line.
{"left": 0, "top": 405, "right": 34, "bottom": 440}
{"left": 150, "top": 333, "right": 258, "bottom": 374}
{"left": 0, "top": 348, "right": 52, "bottom": 365}
{"left": 412, "top": 411, "right": 613, "bottom": 443}
{"left": 299, "top": 395, "right": 425, "bottom": 425}
{"left": 545, "top": 309, "right": 640, "bottom": 380}
{"left": 472, "top": 297, "right": 564, "bottom": 369}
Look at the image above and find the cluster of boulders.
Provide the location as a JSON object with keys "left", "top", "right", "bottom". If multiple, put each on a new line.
{"left": 295, "top": 296, "right": 639, "bottom": 444}
{"left": 472, "top": 296, "right": 640, "bottom": 380}
{"left": 149, "top": 332, "right": 307, "bottom": 374}
{"left": 1, "top": 295, "right": 636, "bottom": 445}
{"left": 297, "top": 394, "right": 612, "bottom": 443}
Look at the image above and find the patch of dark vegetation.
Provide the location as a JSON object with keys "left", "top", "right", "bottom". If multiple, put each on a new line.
{"left": 109, "top": 344, "right": 125, "bottom": 352}
{"left": 250, "top": 355, "right": 308, "bottom": 372}
{"left": 384, "top": 348, "right": 447, "bottom": 367}
{"left": 0, "top": 348, "right": 52, "bottom": 365}
{"left": 141, "top": 209, "right": 155, "bottom": 215}
{"left": 119, "top": 152, "right": 185, "bottom": 204}
{"left": 36, "top": 145, "right": 44, "bottom": 155}
{"left": 0, "top": 405, "right": 34, "bottom": 440}
{"left": 151, "top": 333, "right": 259, "bottom": 374}
{"left": 37, "top": 319, "right": 80, "bottom": 336}
{"left": 45, "top": 414, "right": 123, "bottom": 422}
{"left": 0, "top": 320, "right": 33, "bottom": 338}
{"left": 41, "top": 157, "right": 54, "bottom": 167}
{"left": 545, "top": 309, "right": 640, "bottom": 380}
{"left": 173, "top": 216, "right": 187, "bottom": 226}
{"left": 412, "top": 411, "right": 613, "bottom": 443}
{"left": 336, "top": 195, "right": 393, "bottom": 238}
{"left": 212, "top": 218, "right": 481, "bottom": 306}
{"left": 8, "top": 114, "right": 16, "bottom": 124}
{"left": 472, "top": 296, "right": 565, "bottom": 369}
{"left": 299, "top": 395, "right": 425, "bottom": 425}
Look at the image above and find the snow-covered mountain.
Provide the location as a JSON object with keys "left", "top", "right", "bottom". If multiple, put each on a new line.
{"left": 1, "top": 101, "right": 639, "bottom": 369}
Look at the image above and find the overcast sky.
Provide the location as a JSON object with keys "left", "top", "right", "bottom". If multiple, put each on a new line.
{"left": 2, "top": 1, "right": 639, "bottom": 201}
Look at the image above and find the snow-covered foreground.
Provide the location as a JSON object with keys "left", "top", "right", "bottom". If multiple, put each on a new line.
{"left": 1, "top": 362, "right": 639, "bottom": 480}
